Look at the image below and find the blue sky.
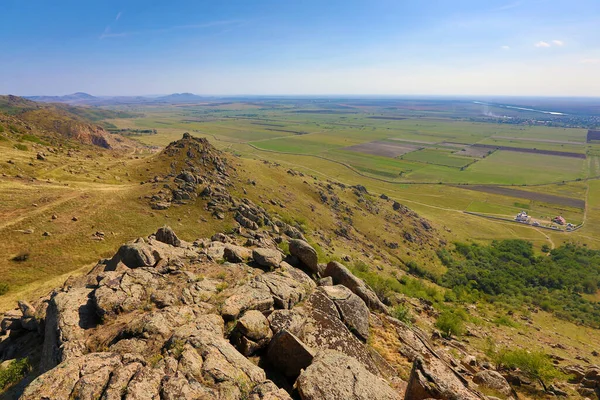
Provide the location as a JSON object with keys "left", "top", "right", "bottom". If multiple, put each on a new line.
{"left": 1, "top": 0, "right": 599, "bottom": 96}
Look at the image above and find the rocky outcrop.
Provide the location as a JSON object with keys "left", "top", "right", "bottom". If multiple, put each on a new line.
{"left": 324, "top": 261, "right": 387, "bottom": 313}
{"left": 41, "top": 288, "right": 99, "bottom": 372}
{"left": 319, "top": 285, "right": 370, "bottom": 341}
{"left": 296, "top": 350, "right": 401, "bottom": 400}
{"left": 1, "top": 225, "right": 476, "bottom": 400}
{"left": 405, "top": 357, "right": 485, "bottom": 400}
{"left": 289, "top": 239, "right": 319, "bottom": 274}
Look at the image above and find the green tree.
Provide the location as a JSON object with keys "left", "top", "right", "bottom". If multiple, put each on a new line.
{"left": 494, "top": 348, "right": 563, "bottom": 392}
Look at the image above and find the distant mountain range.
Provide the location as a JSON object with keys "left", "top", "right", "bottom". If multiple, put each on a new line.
{"left": 24, "top": 92, "right": 209, "bottom": 106}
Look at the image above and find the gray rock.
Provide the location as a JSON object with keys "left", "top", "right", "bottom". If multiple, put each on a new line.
{"left": 223, "top": 244, "right": 252, "bottom": 263}
{"left": 41, "top": 288, "right": 98, "bottom": 372}
{"left": 109, "top": 240, "right": 157, "bottom": 269}
{"left": 267, "top": 330, "right": 315, "bottom": 377}
{"left": 324, "top": 261, "right": 387, "bottom": 313}
{"left": 237, "top": 310, "right": 272, "bottom": 342}
{"left": 296, "top": 350, "right": 401, "bottom": 400}
{"left": 473, "top": 370, "right": 513, "bottom": 397}
{"left": 155, "top": 226, "right": 181, "bottom": 247}
{"left": 404, "top": 357, "right": 485, "bottom": 400}
{"left": 221, "top": 285, "right": 274, "bottom": 320}
{"left": 289, "top": 239, "right": 318, "bottom": 273}
{"left": 317, "top": 277, "right": 333, "bottom": 286}
{"left": 320, "top": 285, "right": 370, "bottom": 341}
{"left": 253, "top": 248, "right": 283, "bottom": 268}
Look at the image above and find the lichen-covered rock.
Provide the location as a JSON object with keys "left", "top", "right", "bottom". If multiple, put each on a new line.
{"left": 404, "top": 357, "right": 485, "bottom": 400}
{"left": 296, "top": 350, "right": 401, "bottom": 400}
{"left": 233, "top": 310, "right": 273, "bottom": 356}
{"left": 267, "top": 330, "right": 315, "bottom": 377}
{"left": 41, "top": 288, "right": 99, "bottom": 372}
{"left": 324, "top": 261, "right": 387, "bottom": 313}
{"left": 320, "top": 285, "right": 370, "bottom": 341}
{"left": 221, "top": 285, "right": 274, "bottom": 320}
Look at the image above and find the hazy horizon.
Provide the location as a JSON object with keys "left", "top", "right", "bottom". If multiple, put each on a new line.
{"left": 3, "top": 0, "right": 600, "bottom": 97}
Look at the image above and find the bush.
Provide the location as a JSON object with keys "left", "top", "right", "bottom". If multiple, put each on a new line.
{"left": 435, "top": 310, "right": 465, "bottom": 338}
{"left": 11, "top": 251, "right": 29, "bottom": 262}
{"left": 492, "top": 315, "right": 517, "bottom": 328}
{"left": 392, "top": 304, "right": 412, "bottom": 324}
{"left": 493, "top": 348, "right": 563, "bottom": 391}
{"left": 277, "top": 241, "right": 290, "bottom": 255}
{"left": 0, "top": 358, "right": 30, "bottom": 390}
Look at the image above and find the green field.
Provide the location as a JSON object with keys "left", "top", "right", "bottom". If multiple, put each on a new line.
{"left": 101, "top": 99, "right": 597, "bottom": 248}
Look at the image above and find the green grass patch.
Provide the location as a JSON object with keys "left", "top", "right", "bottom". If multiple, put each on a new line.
{"left": 0, "top": 358, "right": 30, "bottom": 391}
{"left": 13, "top": 143, "right": 27, "bottom": 151}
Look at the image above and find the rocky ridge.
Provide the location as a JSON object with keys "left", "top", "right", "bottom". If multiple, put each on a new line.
{"left": 1, "top": 223, "right": 500, "bottom": 399}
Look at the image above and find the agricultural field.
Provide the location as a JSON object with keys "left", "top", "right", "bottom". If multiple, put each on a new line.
{"left": 102, "top": 98, "right": 600, "bottom": 248}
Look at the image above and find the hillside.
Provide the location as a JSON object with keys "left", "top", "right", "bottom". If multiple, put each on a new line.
{"left": 26, "top": 92, "right": 97, "bottom": 104}
{"left": 0, "top": 95, "right": 138, "bottom": 150}
{"left": 0, "top": 134, "right": 599, "bottom": 398}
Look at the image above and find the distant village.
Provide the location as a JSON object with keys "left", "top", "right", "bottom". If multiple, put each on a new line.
{"left": 515, "top": 211, "right": 576, "bottom": 231}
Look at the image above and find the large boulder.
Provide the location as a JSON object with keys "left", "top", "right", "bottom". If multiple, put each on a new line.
{"left": 233, "top": 310, "right": 273, "bottom": 356}
{"left": 296, "top": 350, "right": 401, "bottom": 400}
{"left": 268, "top": 290, "right": 393, "bottom": 378}
{"left": 252, "top": 265, "right": 315, "bottom": 309}
{"left": 324, "top": 261, "right": 387, "bottom": 313}
{"left": 155, "top": 226, "right": 181, "bottom": 247}
{"left": 404, "top": 357, "right": 485, "bottom": 400}
{"left": 267, "top": 330, "right": 315, "bottom": 377}
{"left": 41, "top": 288, "right": 99, "bottom": 372}
{"left": 288, "top": 239, "right": 318, "bottom": 274}
{"left": 319, "top": 285, "right": 369, "bottom": 341}
{"left": 473, "top": 370, "right": 513, "bottom": 398}
{"left": 253, "top": 248, "right": 283, "bottom": 269}
{"left": 108, "top": 239, "right": 157, "bottom": 269}
{"left": 221, "top": 285, "right": 274, "bottom": 320}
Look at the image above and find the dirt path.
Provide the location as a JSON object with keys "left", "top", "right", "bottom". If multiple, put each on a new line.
{"left": 0, "top": 182, "right": 137, "bottom": 232}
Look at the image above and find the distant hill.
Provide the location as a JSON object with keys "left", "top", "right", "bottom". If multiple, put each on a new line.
{"left": 0, "top": 95, "right": 138, "bottom": 149}
{"left": 26, "top": 92, "right": 97, "bottom": 105}
{"left": 154, "top": 93, "right": 206, "bottom": 103}
{"left": 21, "top": 92, "right": 209, "bottom": 106}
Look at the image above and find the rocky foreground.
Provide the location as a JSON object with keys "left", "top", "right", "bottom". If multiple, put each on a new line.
{"left": 1, "top": 222, "right": 516, "bottom": 400}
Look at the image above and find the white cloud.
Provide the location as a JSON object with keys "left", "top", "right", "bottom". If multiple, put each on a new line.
{"left": 552, "top": 40, "right": 564, "bottom": 46}
{"left": 535, "top": 41, "right": 551, "bottom": 48}
{"left": 115, "top": 12, "right": 122, "bottom": 21}
{"left": 501, "top": 45, "right": 510, "bottom": 50}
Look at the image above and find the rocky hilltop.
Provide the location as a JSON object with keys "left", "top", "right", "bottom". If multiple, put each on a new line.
{"left": 2, "top": 224, "right": 495, "bottom": 400}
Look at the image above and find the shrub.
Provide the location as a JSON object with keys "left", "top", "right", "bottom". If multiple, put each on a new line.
{"left": 493, "top": 348, "right": 563, "bottom": 391}
{"left": 277, "top": 241, "right": 290, "bottom": 255}
{"left": 435, "top": 310, "right": 465, "bottom": 338}
{"left": 392, "top": 304, "right": 412, "bottom": 324}
{"left": 492, "top": 315, "right": 517, "bottom": 328}
{"left": 0, "top": 283, "right": 8, "bottom": 296}
{"left": 12, "top": 251, "right": 29, "bottom": 262}
{"left": 0, "top": 358, "right": 30, "bottom": 390}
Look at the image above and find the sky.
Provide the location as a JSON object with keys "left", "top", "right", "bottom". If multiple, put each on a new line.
{"left": 1, "top": 0, "right": 599, "bottom": 96}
